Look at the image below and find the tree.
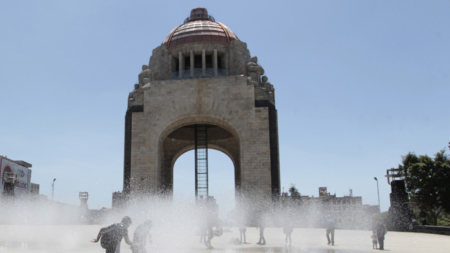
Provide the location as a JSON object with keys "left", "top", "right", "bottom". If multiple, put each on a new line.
{"left": 288, "top": 184, "right": 301, "bottom": 202}
{"left": 397, "top": 150, "right": 450, "bottom": 225}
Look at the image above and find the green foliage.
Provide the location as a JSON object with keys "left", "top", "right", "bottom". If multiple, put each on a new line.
{"left": 437, "top": 212, "right": 450, "bottom": 226}
{"left": 288, "top": 184, "right": 301, "bottom": 201}
{"left": 397, "top": 149, "right": 450, "bottom": 225}
{"left": 373, "top": 211, "right": 389, "bottom": 224}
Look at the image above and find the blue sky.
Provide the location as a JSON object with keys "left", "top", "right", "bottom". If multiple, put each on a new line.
{"left": 1, "top": 1, "right": 449, "bottom": 216}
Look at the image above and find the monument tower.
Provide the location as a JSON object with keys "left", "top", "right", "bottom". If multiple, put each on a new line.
{"left": 124, "top": 8, "right": 280, "bottom": 203}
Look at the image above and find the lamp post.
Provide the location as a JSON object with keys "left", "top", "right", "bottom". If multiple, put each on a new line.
{"left": 52, "top": 178, "right": 56, "bottom": 201}
{"left": 374, "top": 177, "right": 380, "bottom": 213}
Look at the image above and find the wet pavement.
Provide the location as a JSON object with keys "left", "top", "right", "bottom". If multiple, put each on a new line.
{"left": 0, "top": 226, "right": 449, "bottom": 252}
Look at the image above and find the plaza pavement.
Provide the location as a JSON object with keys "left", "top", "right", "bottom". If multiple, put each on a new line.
{"left": 0, "top": 225, "right": 449, "bottom": 253}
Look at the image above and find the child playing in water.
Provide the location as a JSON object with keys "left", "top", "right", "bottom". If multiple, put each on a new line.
{"left": 371, "top": 231, "right": 378, "bottom": 249}
{"left": 131, "top": 220, "right": 152, "bottom": 253}
{"left": 91, "top": 216, "right": 133, "bottom": 253}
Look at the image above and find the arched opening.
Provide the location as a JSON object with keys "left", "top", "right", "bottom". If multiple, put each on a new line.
{"left": 157, "top": 120, "right": 241, "bottom": 209}
{"left": 173, "top": 149, "right": 235, "bottom": 219}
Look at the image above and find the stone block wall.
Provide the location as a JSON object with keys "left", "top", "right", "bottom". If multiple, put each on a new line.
{"left": 126, "top": 75, "right": 278, "bottom": 200}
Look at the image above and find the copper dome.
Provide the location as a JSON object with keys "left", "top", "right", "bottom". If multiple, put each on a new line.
{"left": 163, "top": 8, "right": 239, "bottom": 49}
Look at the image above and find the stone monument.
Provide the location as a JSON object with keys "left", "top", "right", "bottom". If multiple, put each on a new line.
{"left": 122, "top": 8, "right": 280, "bottom": 205}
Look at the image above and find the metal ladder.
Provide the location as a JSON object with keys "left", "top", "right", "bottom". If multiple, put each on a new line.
{"left": 195, "top": 124, "right": 208, "bottom": 200}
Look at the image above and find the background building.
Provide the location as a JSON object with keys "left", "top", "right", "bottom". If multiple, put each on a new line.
{"left": 282, "top": 187, "right": 378, "bottom": 229}
{"left": 0, "top": 156, "right": 34, "bottom": 197}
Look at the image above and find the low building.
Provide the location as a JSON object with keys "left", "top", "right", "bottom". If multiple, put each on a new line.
{"left": 0, "top": 156, "right": 33, "bottom": 196}
{"left": 30, "top": 183, "right": 40, "bottom": 195}
{"left": 281, "top": 187, "right": 378, "bottom": 229}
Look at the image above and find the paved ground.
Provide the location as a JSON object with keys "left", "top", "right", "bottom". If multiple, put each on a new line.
{"left": 0, "top": 225, "right": 449, "bottom": 253}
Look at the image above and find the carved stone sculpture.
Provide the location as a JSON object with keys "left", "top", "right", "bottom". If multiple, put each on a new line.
{"left": 247, "top": 56, "right": 264, "bottom": 84}
{"left": 261, "top": 76, "right": 269, "bottom": 89}
{"left": 138, "top": 65, "right": 152, "bottom": 85}
{"left": 247, "top": 77, "right": 253, "bottom": 86}
{"left": 267, "top": 83, "right": 274, "bottom": 93}
{"left": 261, "top": 76, "right": 274, "bottom": 102}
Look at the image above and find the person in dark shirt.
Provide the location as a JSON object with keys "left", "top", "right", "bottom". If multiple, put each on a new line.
{"left": 376, "top": 220, "right": 387, "bottom": 250}
{"left": 205, "top": 222, "right": 215, "bottom": 249}
{"left": 131, "top": 220, "right": 152, "bottom": 253}
{"left": 256, "top": 217, "right": 266, "bottom": 245}
{"left": 91, "top": 216, "right": 133, "bottom": 253}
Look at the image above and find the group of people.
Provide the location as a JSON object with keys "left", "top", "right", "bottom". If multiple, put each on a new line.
{"left": 372, "top": 219, "right": 387, "bottom": 250}
{"left": 233, "top": 220, "right": 293, "bottom": 247}
{"left": 91, "top": 216, "right": 152, "bottom": 253}
{"left": 92, "top": 215, "right": 388, "bottom": 252}
{"left": 326, "top": 215, "right": 387, "bottom": 250}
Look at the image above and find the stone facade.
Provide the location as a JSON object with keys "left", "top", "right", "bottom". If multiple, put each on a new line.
{"left": 123, "top": 9, "right": 279, "bottom": 203}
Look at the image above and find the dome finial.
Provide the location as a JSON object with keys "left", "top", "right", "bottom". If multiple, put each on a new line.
{"left": 190, "top": 8, "right": 208, "bottom": 21}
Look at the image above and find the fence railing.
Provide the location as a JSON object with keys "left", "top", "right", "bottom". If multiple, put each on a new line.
{"left": 171, "top": 68, "right": 227, "bottom": 80}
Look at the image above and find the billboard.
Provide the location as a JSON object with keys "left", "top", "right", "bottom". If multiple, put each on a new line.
{"left": 0, "top": 158, "right": 32, "bottom": 195}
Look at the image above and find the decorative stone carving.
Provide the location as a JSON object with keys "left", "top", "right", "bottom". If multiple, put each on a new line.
{"left": 261, "top": 76, "right": 275, "bottom": 102}
{"left": 247, "top": 77, "right": 258, "bottom": 87}
{"left": 261, "top": 76, "right": 269, "bottom": 89}
{"left": 247, "top": 77, "right": 253, "bottom": 86}
{"left": 247, "top": 56, "right": 264, "bottom": 84}
{"left": 139, "top": 65, "right": 152, "bottom": 85}
{"left": 267, "top": 83, "right": 274, "bottom": 93}
{"left": 134, "top": 83, "right": 140, "bottom": 90}
{"left": 261, "top": 76, "right": 274, "bottom": 92}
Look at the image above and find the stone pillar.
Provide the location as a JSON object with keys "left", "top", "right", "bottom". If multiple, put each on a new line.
{"left": 190, "top": 50, "right": 194, "bottom": 78}
{"left": 178, "top": 51, "right": 183, "bottom": 79}
{"left": 168, "top": 55, "right": 172, "bottom": 80}
{"left": 213, "top": 49, "right": 218, "bottom": 77}
{"left": 202, "top": 49, "right": 206, "bottom": 77}
{"left": 225, "top": 52, "right": 229, "bottom": 76}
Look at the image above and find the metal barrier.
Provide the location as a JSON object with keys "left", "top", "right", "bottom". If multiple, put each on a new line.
{"left": 414, "top": 225, "right": 450, "bottom": 235}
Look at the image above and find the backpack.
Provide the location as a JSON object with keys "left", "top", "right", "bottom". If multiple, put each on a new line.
{"left": 100, "top": 224, "right": 119, "bottom": 249}
{"left": 228, "top": 238, "right": 241, "bottom": 245}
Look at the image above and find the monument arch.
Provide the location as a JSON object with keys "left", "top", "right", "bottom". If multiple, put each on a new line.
{"left": 122, "top": 8, "right": 280, "bottom": 204}
{"left": 158, "top": 118, "right": 241, "bottom": 197}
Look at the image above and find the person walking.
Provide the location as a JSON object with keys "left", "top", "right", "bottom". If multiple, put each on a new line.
{"left": 325, "top": 215, "right": 335, "bottom": 246}
{"left": 256, "top": 217, "right": 266, "bottom": 245}
{"left": 376, "top": 219, "right": 387, "bottom": 250}
{"left": 239, "top": 224, "right": 247, "bottom": 244}
{"left": 198, "top": 219, "right": 207, "bottom": 243}
{"left": 283, "top": 223, "right": 293, "bottom": 247}
{"left": 205, "top": 223, "right": 214, "bottom": 249}
{"left": 131, "top": 220, "right": 152, "bottom": 253}
{"left": 91, "top": 216, "right": 133, "bottom": 253}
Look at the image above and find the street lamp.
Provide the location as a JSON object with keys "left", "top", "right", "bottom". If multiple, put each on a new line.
{"left": 374, "top": 177, "right": 380, "bottom": 213}
{"left": 52, "top": 178, "right": 56, "bottom": 201}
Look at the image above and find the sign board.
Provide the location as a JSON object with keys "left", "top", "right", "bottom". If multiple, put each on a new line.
{"left": 0, "top": 158, "right": 32, "bottom": 195}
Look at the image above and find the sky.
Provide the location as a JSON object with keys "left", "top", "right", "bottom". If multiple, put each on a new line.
{"left": 1, "top": 1, "right": 449, "bottom": 217}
